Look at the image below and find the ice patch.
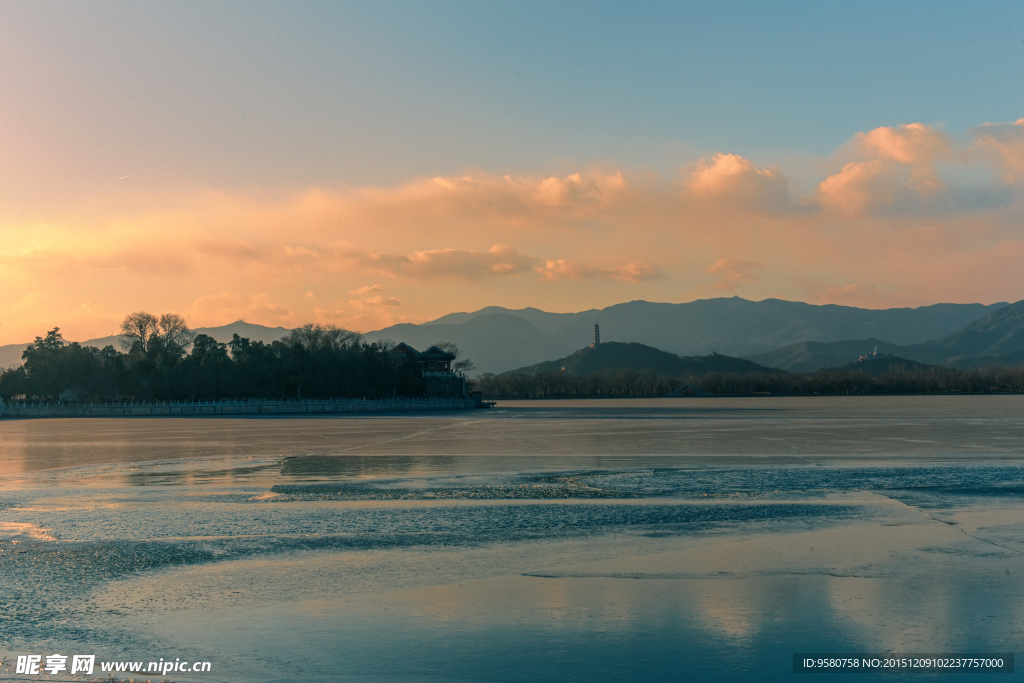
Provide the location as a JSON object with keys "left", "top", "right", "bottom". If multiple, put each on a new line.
{"left": 0, "top": 522, "right": 56, "bottom": 542}
{"left": 260, "top": 465, "right": 1024, "bottom": 503}
{"left": 266, "top": 471, "right": 639, "bottom": 501}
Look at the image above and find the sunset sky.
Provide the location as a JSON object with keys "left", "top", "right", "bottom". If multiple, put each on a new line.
{"left": 3, "top": 1, "right": 1024, "bottom": 344}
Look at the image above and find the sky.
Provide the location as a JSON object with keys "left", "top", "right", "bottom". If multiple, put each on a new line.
{"left": 2, "top": 1, "right": 1024, "bottom": 344}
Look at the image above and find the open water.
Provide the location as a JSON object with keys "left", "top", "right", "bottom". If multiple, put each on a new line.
{"left": 2, "top": 397, "right": 1024, "bottom": 681}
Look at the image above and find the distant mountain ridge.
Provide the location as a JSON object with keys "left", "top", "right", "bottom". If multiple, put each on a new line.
{"left": 750, "top": 300, "right": 1024, "bottom": 371}
{"left": 903, "top": 300, "right": 1024, "bottom": 365}
{"left": 364, "top": 297, "right": 1006, "bottom": 374}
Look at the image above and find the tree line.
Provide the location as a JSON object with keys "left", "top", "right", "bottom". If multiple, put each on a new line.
{"left": 474, "top": 365, "right": 1024, "bottom": 399}
{"left": 5, "top": 312, "right": 1022, "bottom": 402}
{"left": 0, "top": 312, "right": 430, "bottom": 401}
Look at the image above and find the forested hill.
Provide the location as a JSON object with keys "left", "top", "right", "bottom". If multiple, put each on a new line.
{"left": 505, "top": 342, "right": 783, "bottom": 377}
{"left": 478, "top": 341, "right": 1024, "bottom": 399}
{"left": 829, "top": 355, "right": 942, "bottom": 377}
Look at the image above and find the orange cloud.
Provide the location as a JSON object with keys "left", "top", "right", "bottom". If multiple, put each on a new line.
{"left": 312, "top": 305, "right": 346, "bottom": 326}
{"left": 352, "top": 245, "right": 540, "bottom": 280}
{"left": 342, "top": 245, "right": 659, "bottom": 284}
{"left": 189, "top": 293, "right": 298, "bottom": 326}
{"left": 688, "top": 153, "right": 792, "bottom": 212}
{"left": 0, "top": 241, "right": 194, "bottom": 276}
{"left": 818, "top": 160, "right": 905, "bottom": 216}
{"left": 816, "top": 157, "right": 1011, "bottom": 217}
{"left": 818, "top": 124, "right": 954, "bottom": 217}
{"left": 349, "top": 284, "right": 385, "bottom": 295}
{"left": 3, "top": 117, "right": 1024, "bottom": 344}
{"left": 538, "top": 259, "right": 661, "bottom": 283}
{"left": 611, "top": 261, "right": 662, "bottom": 283}
{"left": 705, "top": 258, "right": 764, "bottom": 291}
{"left": 856, "top": 123, "right": 952, "bottom": 165}
{"left": 532, "top": 172, "right": 627, "bottom": 208}
{"left": 349, "top": 294, "right": 402, "bottom": 309}
{"left": 345, "top": 169, "right": 634, "bottom": 228}
{"left": 816, "top": 121, "right": 1022, "bottom": 217}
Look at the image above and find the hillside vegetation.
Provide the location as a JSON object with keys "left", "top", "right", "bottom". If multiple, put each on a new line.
{"left": 474, "top": 341, "right": 1024, "bottom": 399}
{"left": 511, "top": 341, "right": 782, "bottom": 377}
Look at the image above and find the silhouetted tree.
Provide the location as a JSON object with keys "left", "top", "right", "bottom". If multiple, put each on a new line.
{"left": 433, "top": 341, "right": 475, "bottom": 374}
{"left": 119, "top": 312, "right": 160, "bottom": 354}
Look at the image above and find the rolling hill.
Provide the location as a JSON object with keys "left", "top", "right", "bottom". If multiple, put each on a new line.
{"left": 505, "top": 341, "right": 784, "bottom": 377}
{"left": 746, "top": 339, "right": 910, "bottom": 373}
{"left": 827, "top": 353, "right": 942, "bottom": 377}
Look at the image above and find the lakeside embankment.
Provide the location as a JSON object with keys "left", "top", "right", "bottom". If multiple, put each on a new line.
{"left": 0, "top": 396, "right": 479, "bottom": 419}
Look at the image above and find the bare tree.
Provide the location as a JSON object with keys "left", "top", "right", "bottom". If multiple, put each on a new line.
{"left": 120, "top": 312, "right": 160, "bottom": 353}
{"left": 285, "top": 324, "right": 361, "bottom": 353}
{"left": 119, "top": 312, "right": 196, "bottom": 356}
{"left": 159, "top": 313, "right": 197, "bottom": 353}
{"left": 432, "top": 342, "right": 475, "bottom": 374}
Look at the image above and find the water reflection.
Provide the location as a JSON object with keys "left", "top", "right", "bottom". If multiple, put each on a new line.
{"left": 4, "top": 396, "right": 1024, "bottom": 476}
{"left": 279, "top": 454, "right": 459, "bottom": 479}
{"left": 129, "top": 559, "right": 1024, "bottom": 682}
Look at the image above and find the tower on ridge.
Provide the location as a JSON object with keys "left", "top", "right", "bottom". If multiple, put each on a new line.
{"left": 592, "top": 323, "right": 600, "bottom": 347}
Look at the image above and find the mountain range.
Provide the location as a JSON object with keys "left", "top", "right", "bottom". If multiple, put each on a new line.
{"left": 1, "top": 297, "right": 1019, "bottom": 375}
{"left": 749, "top": 300, "right": 1024, "bottom": 371}
{"left": 362, "top": 297, "right": 1008, "bottom": 374}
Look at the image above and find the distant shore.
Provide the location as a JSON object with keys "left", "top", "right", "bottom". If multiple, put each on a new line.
{"left": 0, "top": 396, "right": 480, "bottom": 419}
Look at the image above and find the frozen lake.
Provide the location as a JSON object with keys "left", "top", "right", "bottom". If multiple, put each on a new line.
{"left": 2, "top": 396, "right": 1023, "bottom": 681}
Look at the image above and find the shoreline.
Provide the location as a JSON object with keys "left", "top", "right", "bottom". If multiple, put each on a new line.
{"left": 0, "top": 396, "right": 480, "bottom": 419}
